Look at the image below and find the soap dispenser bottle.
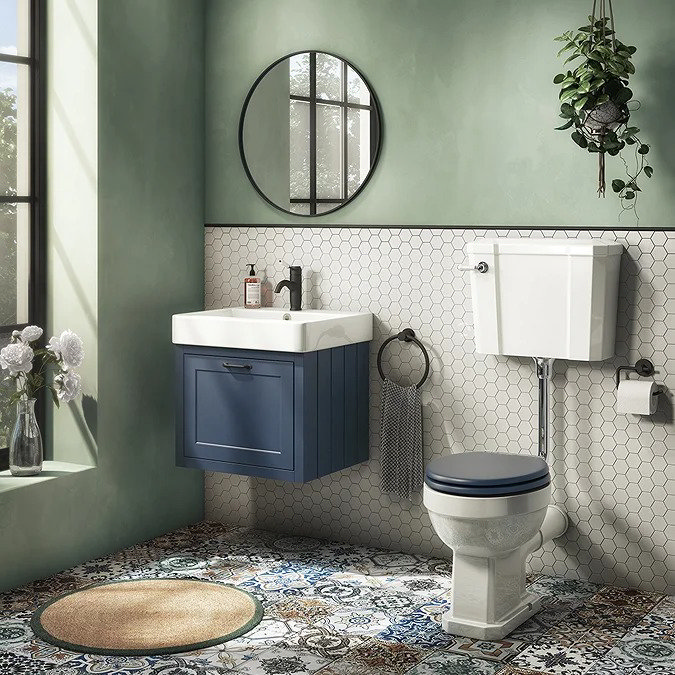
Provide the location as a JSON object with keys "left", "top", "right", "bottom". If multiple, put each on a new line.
{"left": 244, "top": 264, "right": 261, "bottom": 309}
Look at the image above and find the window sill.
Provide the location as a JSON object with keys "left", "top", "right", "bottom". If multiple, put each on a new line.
{"left": 0, "top": 461, "right": 94, "bottom": 495}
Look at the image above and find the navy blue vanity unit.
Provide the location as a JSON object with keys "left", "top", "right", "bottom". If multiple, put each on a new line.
{"left": 175, "top": 343, "right": 370, "bottom": 482}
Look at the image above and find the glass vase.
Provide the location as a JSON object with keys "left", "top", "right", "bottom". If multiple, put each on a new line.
{"left": 9, "top": 398, "right": 43, "bottom": 476}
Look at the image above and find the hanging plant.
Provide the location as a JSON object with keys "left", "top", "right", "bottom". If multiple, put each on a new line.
{"left": 554, "top": 0, "right": 653, "bottom": 214}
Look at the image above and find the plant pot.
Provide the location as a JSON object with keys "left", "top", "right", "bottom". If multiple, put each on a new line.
{"left": 584, "top": 101, "right": 626, "bottom": 133}
{"left": 9, "top": 398, "right": 43, "bottom": 476}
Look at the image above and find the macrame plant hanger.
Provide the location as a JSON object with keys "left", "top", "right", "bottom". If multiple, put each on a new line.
{"left": 588, "top": 0, "right": 617, "bottom": 197}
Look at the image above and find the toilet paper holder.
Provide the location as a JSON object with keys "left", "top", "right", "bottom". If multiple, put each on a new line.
{"left": 615, "top": 358, "right": 663, "bottom": 394}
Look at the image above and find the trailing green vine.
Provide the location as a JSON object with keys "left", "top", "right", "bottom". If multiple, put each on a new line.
{"left": 554, "top": 4, "right": 653, "bottom": 218}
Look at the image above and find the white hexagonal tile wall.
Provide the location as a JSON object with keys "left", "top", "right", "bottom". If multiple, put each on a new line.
{"left": 203, "top": 227, "right": 675, "bottom": 594}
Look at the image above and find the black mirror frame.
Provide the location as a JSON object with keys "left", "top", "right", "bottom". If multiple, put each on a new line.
{"left": 238, "top": 50, "right": 383, "bottom": 218}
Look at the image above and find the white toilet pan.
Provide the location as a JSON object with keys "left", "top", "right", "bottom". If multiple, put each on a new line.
{"left": 423, "top": 452, "right": 568, "bottom": 640}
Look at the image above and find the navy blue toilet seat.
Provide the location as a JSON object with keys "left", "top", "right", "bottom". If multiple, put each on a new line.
{"left": 425, "top": 451, "right": 550, "bottom": 497}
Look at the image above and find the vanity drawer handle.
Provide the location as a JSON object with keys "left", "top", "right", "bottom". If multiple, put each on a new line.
{"left": 222, "top": 362, "right": 252, "bottom": 370}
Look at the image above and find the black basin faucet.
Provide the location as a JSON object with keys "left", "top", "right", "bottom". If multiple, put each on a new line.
{"left": 274, "top": 265, "right": 302, "bottom": 311}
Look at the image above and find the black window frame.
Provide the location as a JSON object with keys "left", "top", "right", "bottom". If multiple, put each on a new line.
{"left": 0, "top": 0, "right": 47, "bottom": 468}
{"left": 289, "top": 51, "right": 379, "bottom": 216}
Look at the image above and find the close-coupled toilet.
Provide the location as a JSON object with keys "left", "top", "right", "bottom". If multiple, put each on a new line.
{"left": 424, "top": 238, "right": 623, "bottom": 639}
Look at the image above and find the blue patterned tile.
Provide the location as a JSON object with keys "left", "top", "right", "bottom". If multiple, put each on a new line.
{"left": 375, "top": 609, "right": 454, "bottom": 649}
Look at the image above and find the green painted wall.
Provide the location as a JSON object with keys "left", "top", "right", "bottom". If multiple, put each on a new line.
{"left": 0, "top": 0, "right": 204, "bottom": 593}
{"left": 97, "top": 0, "right": 205, "bottom": 562}
{"left": 205, "top": 0, "right": 675, "bottom": 227}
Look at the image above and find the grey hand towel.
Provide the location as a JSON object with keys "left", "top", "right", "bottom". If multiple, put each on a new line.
{"left": 380, "top": 378, "right": 423, "bottom": 499}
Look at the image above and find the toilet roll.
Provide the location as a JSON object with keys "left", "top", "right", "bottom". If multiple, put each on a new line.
{"left": 616, "top": 379, "right": 659, "bottom": 415}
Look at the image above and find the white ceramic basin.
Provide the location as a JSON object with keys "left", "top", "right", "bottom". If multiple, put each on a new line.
{"left": 172, "top": 308, "right": 373, "bottom": 353}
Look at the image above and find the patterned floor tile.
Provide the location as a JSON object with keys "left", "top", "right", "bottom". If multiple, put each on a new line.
{"left": 0, "top": 612, "right": 32, "bottom": 651}
{"left": 267, "top": 597, "right": 336, "bottom": 623}
{"left": 654, "top": 597, "right": 675, "bottom": 615}
{"left": 584, "top": 647, "right": 642, "bottom": 674}
{"left": 509, "top": 640, "right": 605, "bottom": 675}
{"left": 632, "top": 665, "right": 675, "bottom": 674}
{"left": 406, "top": 651, "right": 502, "bottom": 674}
{"left": 142, "top": 655, "right": 234, "bottom": 674}
{"left": 590, "top": 587, "right": 662, "bottom": 613}
{"left": 224, "top": 616, "right": 309, "bottom": 651}
{"left": 0, "top": 650, "right": 56, "bottom": 674}
{"left": 316, "top": 638, "right": 426, "bottom": 675}
{"left": 58, "top": 653, "right": 158, "bottom": 673}
{"left": 494, "top": 667, "right": 551, "bottom": 675}
{"left": 280, "top": 624, "right": 370, "bottom": 660}
{"left": 543, "top": 622, "right": 625, "bottom": 650}
{"left": 375, "top": 609, "right": 455, "bottom": 649}
{"left": 572, "top": 604, "right": 648, "bottom": 631}
{"left": 526, "top": 577, "right": 603, "bottom": 604}
{"left": 182, "top": 643, "right": 274, "bottom": 672}
{"left": 613, "top": 638, "right": 675, "bottom": 664}
{"left": 507, "top": 602, "right": 580, "bottom": 643}
{"left": 443, "top": 636, "right": 528, "bottom": 663}
{"left": 12, "top": 643, "right": 81, "bottom": 668}
{"left": 371, "top": 573, "right": 453, "bottom": 600}
{"left": 313, "top": 607, "right": 394, "bottom": 636}
{"left": 0, "top": 522, "right": 672, "bottom": 675}
{"left": 235, "top": 647, "right": 331, "bottom": 674}
{"left": 628, "top": 616, "right": 675, "bottom": 642}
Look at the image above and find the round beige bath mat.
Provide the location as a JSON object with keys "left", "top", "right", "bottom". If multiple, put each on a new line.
{"left": 31, "top": 578, "right": 263, "bottom": 655}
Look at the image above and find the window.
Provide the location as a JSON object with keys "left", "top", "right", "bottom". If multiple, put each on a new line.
{"left": 289, "top": 52, "right": 378, "bottom": 215}
{"left": 0, "top": 0, "right": 45, "bottom": 460}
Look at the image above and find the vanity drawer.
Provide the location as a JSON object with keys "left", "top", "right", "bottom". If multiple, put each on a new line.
{"left": 175, "top": 344, "right": 370, "bottom": 482}
{"left": 182, "top": 354, "right": 294, "bottom": 470}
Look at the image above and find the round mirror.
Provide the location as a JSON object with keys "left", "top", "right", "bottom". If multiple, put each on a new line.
{"left": 239, "top": 51, "right": 382, "bottom": 217}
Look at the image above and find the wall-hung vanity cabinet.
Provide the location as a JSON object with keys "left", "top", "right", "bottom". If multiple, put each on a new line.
{"left": 173, "top": 308, "right": 373, "bottom": 482}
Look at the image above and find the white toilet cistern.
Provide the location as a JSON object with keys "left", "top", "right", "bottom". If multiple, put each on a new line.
{"left": 424, "top": 238, "right": 623, "bottom": 640}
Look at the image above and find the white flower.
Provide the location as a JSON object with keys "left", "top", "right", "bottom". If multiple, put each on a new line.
{"left": 54, "top": 370, "right": 82, "bottom": 403}
{"left": 0, "top": 343, "right": 34, "bottom": 375}
{"left": 49, "top": 330, "right": 84, "bottom": 368}
{"left": 20, "top": 325, "right": 43, "bottom": 343}
{"left": 47, "top": 336, "right": 61, "bottom": 355}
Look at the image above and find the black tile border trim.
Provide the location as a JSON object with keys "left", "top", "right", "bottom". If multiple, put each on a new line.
{"left": 205, "top": 223, "right": 674, "bottom": 232}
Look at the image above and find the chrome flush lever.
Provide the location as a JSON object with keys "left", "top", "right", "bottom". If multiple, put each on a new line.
{"left": 458, "top": 261, "right": 489, "bottom": 273}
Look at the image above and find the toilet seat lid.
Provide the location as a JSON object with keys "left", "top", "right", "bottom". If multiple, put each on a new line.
{"left": 425, "top": 451, "right": 550, "bottom": 497}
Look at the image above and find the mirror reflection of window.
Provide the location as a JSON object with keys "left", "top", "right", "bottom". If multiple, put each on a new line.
{"left": 241, "top": 51, "right": 380, "bottom": 216}
{"left": 288, "top": 52, "right": 373, "bottom": 215}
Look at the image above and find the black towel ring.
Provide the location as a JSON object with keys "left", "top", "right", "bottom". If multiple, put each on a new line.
{"left": 377, "top": 328, "right": 430, "bottom": 389}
